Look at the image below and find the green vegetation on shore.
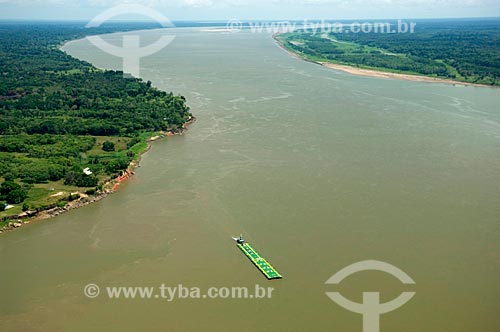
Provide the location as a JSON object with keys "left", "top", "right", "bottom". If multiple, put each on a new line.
{"left": 0, "top": 22, "right": 192, "bottom": 224}
{"left": 277, "top": 19, "right": 500, "bottom": 85}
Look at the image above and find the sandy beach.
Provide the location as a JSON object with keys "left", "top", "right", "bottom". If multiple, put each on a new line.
{"left": 319, "top": 62, "right": 491, "bottom": 87}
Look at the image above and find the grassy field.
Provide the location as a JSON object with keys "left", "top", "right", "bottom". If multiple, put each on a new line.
{"left": 86, "top": 136, "right": 131, "bottom": 156}
{"left": 0, "top": 181, "right": 84, "bottom": 218}
{"left": 0, "top": 132, "right": 155, "bottom": 225}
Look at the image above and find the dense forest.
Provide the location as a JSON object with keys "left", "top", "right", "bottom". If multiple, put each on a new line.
{"left": 0, "top": 22, "right": 192, "bottom": 216}
{"left": 278, "top": 19, "right": 500, "bottom": 85}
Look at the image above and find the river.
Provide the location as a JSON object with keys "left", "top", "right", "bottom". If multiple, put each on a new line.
{"left": 1, "top": 27, "right": 499, "bottom": 332}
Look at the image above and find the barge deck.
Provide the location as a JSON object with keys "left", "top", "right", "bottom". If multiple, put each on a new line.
{"left": 237, "top": 242, "right": 282, "bottom": 280}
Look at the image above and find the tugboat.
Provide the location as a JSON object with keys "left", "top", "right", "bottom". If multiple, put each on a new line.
{"left": 233, "top": 234, "right": 245, "bottom": 244}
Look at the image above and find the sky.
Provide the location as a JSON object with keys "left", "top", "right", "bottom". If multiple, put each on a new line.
{"left": 0, "top": 0, "right": 499, "bottom": 21}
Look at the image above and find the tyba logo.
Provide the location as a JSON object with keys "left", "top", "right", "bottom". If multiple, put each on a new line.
{"left": 86, "top": 4, "right": 175, "bottom": 77}
{"left": 326, "top": 260, "right": 416, "bottom": 332}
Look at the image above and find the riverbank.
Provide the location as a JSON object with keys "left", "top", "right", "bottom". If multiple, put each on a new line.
{"left": 0, "top": 117, "right": 196, "bottom": 235}
{"left": 0, "top": 23, "right": 196, "bottom": 235}
{"left": 273, "top": 34, "right": 496, "bottom": 88}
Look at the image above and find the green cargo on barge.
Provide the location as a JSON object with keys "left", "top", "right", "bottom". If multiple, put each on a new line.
{"left": 237, "top": 242, "right": 282, "bottom": 280}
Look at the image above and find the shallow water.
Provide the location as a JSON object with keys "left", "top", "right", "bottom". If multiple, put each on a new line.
{"left": 1, "top": 28, "right": 499, "bottom": 332}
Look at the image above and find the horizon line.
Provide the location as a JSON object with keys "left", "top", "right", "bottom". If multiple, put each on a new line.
{"left": 1, "top": 16, "right": 500, "bottom": 23}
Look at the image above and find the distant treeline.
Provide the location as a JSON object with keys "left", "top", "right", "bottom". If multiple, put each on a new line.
{"left": 279, "top": 19, "right": 500, "bottom": 85}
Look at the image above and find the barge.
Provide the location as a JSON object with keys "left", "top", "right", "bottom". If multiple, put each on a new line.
{"left": 234, "top": 235, "right": 282, "bottom": 280}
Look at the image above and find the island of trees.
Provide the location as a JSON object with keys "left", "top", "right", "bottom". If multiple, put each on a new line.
{"left": 0, "top": 22, "right": 192, "bottom": 224}
{"left": 277, "top": 19, "right": 500, "bottom": 86}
